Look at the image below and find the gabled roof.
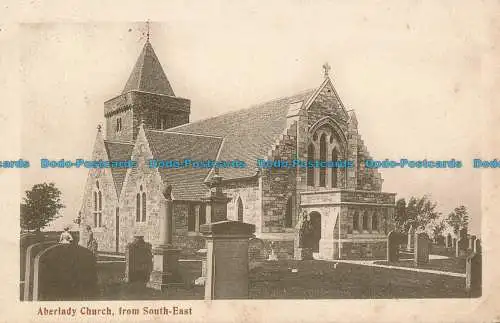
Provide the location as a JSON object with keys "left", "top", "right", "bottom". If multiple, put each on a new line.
{"left": 145, "top": 130, "right": 223, "bottom": 200}
{"left": 169, "top": 89, "right": 316, "bottom": 180}
{"left": 122, "top": 40, "right": 175, "bottom": 96}
{"left": 104, "top": 141, "right": 134, "bottom": 194}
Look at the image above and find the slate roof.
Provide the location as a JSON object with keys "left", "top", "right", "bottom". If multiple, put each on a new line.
{"left": 145, "top": 130, "right": 223, "bottom": 200}
{"left": 169, "top": 89, "right": 317, "bottom": 180}
{"left": 122, "top": 40, "right": 175, "bottom": 96}
{"left": 104, "top": 141, "right": 134, "bottom": 195}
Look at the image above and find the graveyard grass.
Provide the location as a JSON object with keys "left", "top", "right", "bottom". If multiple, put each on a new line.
{"left": 96, "top": 259, "right": 469, "bottom": 300}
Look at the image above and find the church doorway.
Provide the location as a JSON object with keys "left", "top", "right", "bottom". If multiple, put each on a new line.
{"left": 309, "top": 211, "right": 321, "bottom": 252}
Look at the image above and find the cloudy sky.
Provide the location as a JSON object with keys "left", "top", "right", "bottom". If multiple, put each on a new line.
{"left": 13, "top": 1, "right": 491, "bottom": 235}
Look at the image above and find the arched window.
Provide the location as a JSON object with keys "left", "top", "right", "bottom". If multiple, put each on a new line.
{"left": 353, "top": 211, "right": 359, "bottom": 231}
{"left": 237, "top": 197, "right": 243, "bottom": 222}
{"left": 319, "top": 134, "right": 327, "bottom": 187}
{"left": 135, "top": 193, "right": 141, "bottom": 222}
{"left": 372, "top": 213, "right": 378, "bottom": 231}
{"left": 136, "top": 185, "right": 146, "bottom": 223}
{"left": 285, "top": 196, "right": 293, "bottom": 228}
{"left": 93, "top": 181, "right": 102, "bottom": 227}
{"left": 187, "top": 204, "right": 196, "bottom": 232}
{"left": 307, "top": 143, "right": 315, "bottom": 186}
{"left": 331, "top": 148, "right": 338, "bottom": 188}
{"left": 362, "top": 212, "right": 369, "bottom": 231}
{"left": 142, "top": 191, "right": 147, "bottom": 222}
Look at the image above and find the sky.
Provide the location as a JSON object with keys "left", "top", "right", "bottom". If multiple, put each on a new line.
{"left": 15, "top": 2, "right": 489, "bottom": 235}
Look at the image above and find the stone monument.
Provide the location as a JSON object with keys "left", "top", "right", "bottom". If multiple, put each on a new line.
{"left": 148, "top": 185, "right": 183, "bottom": 291}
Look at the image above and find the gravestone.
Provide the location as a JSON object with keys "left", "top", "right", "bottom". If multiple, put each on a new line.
{"left": 248, "top": 238, "right": 266, "bottom": 270}
{"left": 194, "top": 248, "right": 207, "bottom": 286}
{"left": 20, "top": 233, "right": 43, "bottom": 282}
{"left": 414, "top": 232, "right": 430, "bottom": 266}
{"left": 468, "top": 235, "right": 477, "bottom": 251}
{"left": 406, "top": 225, "right": 415, "bottom": 251}
{"left": 32, "top": 244, "right": 98, "bottom": 301}
{"left": 201, "top": 220, "right": 255, "bottom": 300}
{"left": 126, "top": 236, "right": 153, "bottom": 283}
{"left": 22, "top": 241, "right": 57, "bottom": 301}
{"left": 474, "top": 239, "right": 481, "bottom": 254}
{"left": 466, "top": 252, "right": 481, "bottom": 296}
{"left": 446, "top": 234, "right": 452, "bottom": 248}
{"left": 456, "top": 238, "right": 468, "bottom": 258}
{"left": 387, "top": 231, "right": 399, "bottom": 262}
{"left": 452, "top": 237, "right": 457, "bottom": 250}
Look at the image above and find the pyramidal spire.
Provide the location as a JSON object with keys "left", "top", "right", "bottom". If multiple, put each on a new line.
{"left": 122, "top": 39, "right": 175, "bottom": 96}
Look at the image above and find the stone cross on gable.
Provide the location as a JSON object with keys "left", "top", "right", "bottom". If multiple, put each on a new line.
{"left": 97, "top": 124, "right": 102, "bottom": 132}
{"left": 322, "top": 62, "right": 331, "bottom": 78}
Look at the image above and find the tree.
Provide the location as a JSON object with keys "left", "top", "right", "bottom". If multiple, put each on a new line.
{"left": 445, "top": 205, "right": 469, "bottom": 235}
{"left": 428, "top": 218, "right": 445, "bottom": 242}
{"left": 396, "top": 195, "right": 440, "bottom": 233}
{"left": 20, "top": 182, "right": 65, "bottom": 232}
{"left": 394, "top": 198, "right": 407, "bottom": 231}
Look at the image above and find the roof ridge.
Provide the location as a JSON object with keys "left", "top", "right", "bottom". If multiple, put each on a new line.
{"left": 104, "top": 140, "right": 134, "bottom": 145}
{"left": 145, "top": 128, "right": 224, "bottom": 139}
{"left": 169, "top": 87, "right": 317, "bottom": 131}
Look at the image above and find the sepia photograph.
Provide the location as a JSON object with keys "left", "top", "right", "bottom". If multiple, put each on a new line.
{"left": 2, "top": 1, "right": 499, "bottom": 322}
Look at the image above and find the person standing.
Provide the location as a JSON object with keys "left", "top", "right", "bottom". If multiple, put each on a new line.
{"left": 59, "top": 226, "right": 73, "bottom": 244}
{"left": 86, "top": 225, "right": 98, "bottom": 256}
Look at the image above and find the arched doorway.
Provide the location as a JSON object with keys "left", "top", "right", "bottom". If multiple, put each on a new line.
{"left": 309, "top": 211, "right": 322, "bottom": 252}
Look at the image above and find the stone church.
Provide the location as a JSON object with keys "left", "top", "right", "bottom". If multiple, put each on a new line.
{"left": 79, "top": 38, "right": 396, "bottom": 260}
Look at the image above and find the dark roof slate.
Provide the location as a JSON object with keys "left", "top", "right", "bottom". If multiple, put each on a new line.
{"left": 169, "top": 89, "right": 316, "bottom": 180}
{"left": 122, "top": 40, "right": 175, "bottom": 96}
{"left": 144, "top": 130, "right": 223, "bottom": 200}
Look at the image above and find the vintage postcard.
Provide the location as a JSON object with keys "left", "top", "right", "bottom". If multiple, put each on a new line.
{"left": 1, "top": 1, "right": 499, "bottom": 322}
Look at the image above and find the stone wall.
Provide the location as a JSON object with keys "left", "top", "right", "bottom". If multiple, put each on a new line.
{"left": 260, "top": 124, "right": 298, "bottom": 233}
{"left": 339, "top": 240, "right": 387, "bottom": 259}
{"left": 79, "top": 131, "right": 119, "bottom": 252}
{"left": 223, "top": 179, "right": 261, "bottom": 233}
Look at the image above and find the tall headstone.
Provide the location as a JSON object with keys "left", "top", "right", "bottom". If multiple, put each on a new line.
{"left": 20, "top": 233, "right": 43, "bottom": 282}
{"left": 125, "top": 236, "right": 153, "bottom": 283}
{"left": 32, "top": 244, "right": 98, "bottom": 301}
{"left": 474, "top": 239, "right": 481, "bottom": 254}
{"left": 406, "top": 225, "right": 415, "bottom": 251}
{"left": 414, "top": 232, "right": 430, "bottom": 266}
{"left": 201, "top": 220, "right": 255, "bottom": 300}
{"left": 22, "top": 241, "right": 57, "bottom": 301}
{"left": 387, "top": 231, "right": 399, "bottom": 262}
{"left": 456, "top": 238, "right": 468, "bottom": 258}
{"left": 466, "top": 252, "right": 481, "bottom": 296}
{"left": 446, "top": 233, "right": 452, "bottom": 248}
{"left": 148, "top": 185, "right": 182, "bottom": 291}
{"left": 468, "top": 235, "right": 477, "bottom": 251}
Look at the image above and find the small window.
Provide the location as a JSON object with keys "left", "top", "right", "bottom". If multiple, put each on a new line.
{"left": 116, "top": 118, "right": 122, "bottom": 132}
{"left": 372, "top": 213, "right": 378, "bottom": 231}
{"left": 187, "top": 204, "right": 196, "bottom": 232}
{"left": 353, "top": 212, "right": 359, "bottom": 231}
{"left": 362, "top": 212, "right": 369, "bottom": 231}
{"left": 285, "top": 197, "right": 293, "bottom": 228}
{"left": 237, "top": 197, "right": 243, "bottom": 222}
{"left": 136, "top": 185, "right": 147, "bottom": 223}
{"left": 93, "top": 181, "right": 103, "bottom": 227}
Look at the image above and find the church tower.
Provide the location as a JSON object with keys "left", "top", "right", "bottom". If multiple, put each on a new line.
{"left": 103, "top": 39, "right": 191, "bottom": 142}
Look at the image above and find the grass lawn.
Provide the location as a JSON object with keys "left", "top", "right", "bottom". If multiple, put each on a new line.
{"left": 95, "top": 259, "right": 471, "bottom": 300}
{"left": 374, "top": 257, "right": 467, "bottom": 274}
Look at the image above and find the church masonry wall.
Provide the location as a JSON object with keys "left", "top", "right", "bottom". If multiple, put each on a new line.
{"left": 79, "top": 132, "right": 119, "bottom": 252}
{"left": 223, "top": 179, "right": 261, "bottom": 233}
{"left": 116, "top": 126, "right": 163, "bottom": 253}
